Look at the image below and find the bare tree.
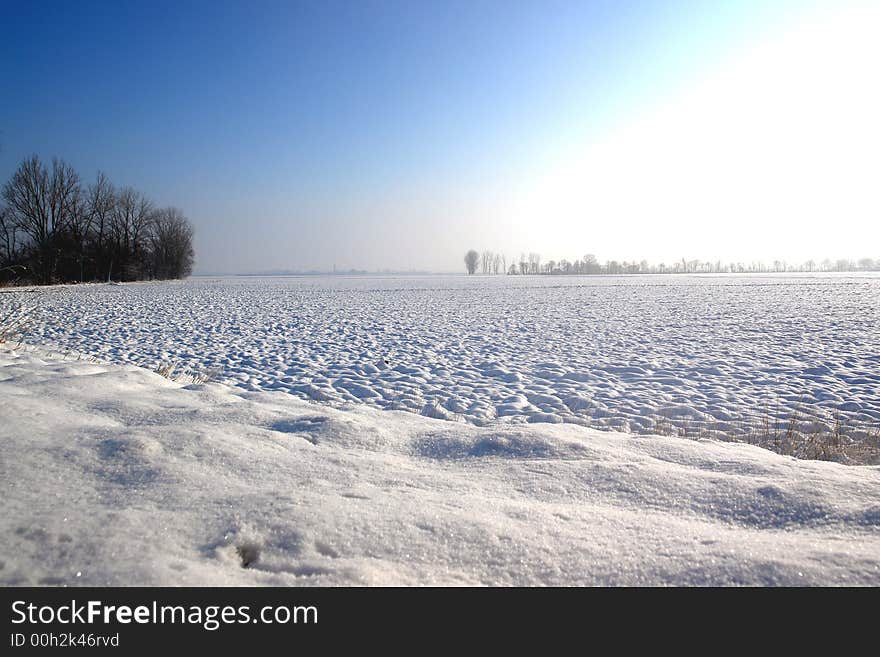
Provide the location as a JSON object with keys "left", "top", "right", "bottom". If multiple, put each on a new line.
{"left": 528, "top": 252, "right": 541, "bottom": 275}
{"left": 460, "top": 245, "right": 876, "bottom": 277}
{"left": 480, "top": 250, "right": 491, "bottom": 274}
{"left": 1, "top": 155, "right": 194, "bottom": 285}
{"left": 0, "top": 203, "right": 19, "bottom": 265}
{"left": 2, "top": 155, "right": 81, "bottom": 283}
{"left": 148, "top": 207, "right": 195, "bottom": 279}
{"left": 582, "top": 253, "right": 598, "bottom": 274}
{"left": 87, "top": 172, "right": 116, "bottom": 280}
{"left": 65, "top": 185, "right": 94, "bottom": 281}
{"left": 464, "top": 249, "right": 479, "bottom": 275}
{"left": 110, "top": 187, "right": 153, "bottom": 280}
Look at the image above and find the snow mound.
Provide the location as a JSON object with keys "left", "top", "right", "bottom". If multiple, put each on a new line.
{"left": 1, "top": 346, "right": 878, "bottom": 586}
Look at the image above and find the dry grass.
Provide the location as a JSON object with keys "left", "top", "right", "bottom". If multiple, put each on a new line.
{"left": 647, "top": 402, "right": 879, "bottom": 465}
{"left": 154, "top": 361, "right": 217, "bottom": 385}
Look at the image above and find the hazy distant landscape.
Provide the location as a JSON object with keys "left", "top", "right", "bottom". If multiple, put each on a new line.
{"left": 2, "top": 1, "right": 879, "bottom": 589}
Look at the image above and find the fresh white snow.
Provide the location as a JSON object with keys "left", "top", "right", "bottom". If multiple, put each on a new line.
{"left": 4, "top": 274, "right": 879, "bottom": 458}
{"left": 1, "top": 345, "right": 878, "bottom": 586}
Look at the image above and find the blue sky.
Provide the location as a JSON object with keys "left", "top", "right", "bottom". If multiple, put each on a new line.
{"left": 2, "top": 0, "right": 876, "bottom": 272}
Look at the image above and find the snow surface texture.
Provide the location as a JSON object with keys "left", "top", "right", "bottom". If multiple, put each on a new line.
{"left": 4, "top": 275, "right": 879, "bottom": 457}
{"left": 1, "top": 346, "right": 878, "bottom": 585}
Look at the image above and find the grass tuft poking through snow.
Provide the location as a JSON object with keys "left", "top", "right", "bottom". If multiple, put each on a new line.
{"left": 154, "top": 361, "right": 217, "bottom": 385}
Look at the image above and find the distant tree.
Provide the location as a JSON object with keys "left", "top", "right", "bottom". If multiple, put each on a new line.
{"left": 110, "top": 187, "right": 153, "bottom": 280}
{"left": 1, "top": 154, "right": 194, "bottom": 286}
{"left": 63, "top": 183, "right": 94, "bottom": 281}
{"left": 481, "top": 250, "right": 493, "bottom": 275}
{"left": 87, "top": 172, "right": 117, "bottom": 281}
{"left": 0, "top": 203, "right": 18, "bottom": 265}
{"left": 528, "top": 252, "right": 540, "bottom": 275}
{"left": 461, "top": 247, "right": 870, "bottom": 277}
{"left": 583, "top": 253, "right": 598, "bottom": 274}
{"left": 147, "top": 207, "right": 195, "bottom": 279}
{"left": 464, "top": 249, "right": 479, "bottom": 275}
{"left": 2, "top": 155, "right": 81, "bottom": 283}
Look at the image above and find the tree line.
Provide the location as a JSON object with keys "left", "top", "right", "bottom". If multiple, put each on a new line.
{"left": 464, "top": 250, "right": 880, "bottom": 276}
{"left": 0, "top": 155, "right": 195, "bottom": 285}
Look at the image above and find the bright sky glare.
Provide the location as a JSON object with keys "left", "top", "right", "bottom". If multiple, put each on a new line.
{"left": 504, "top": 1, "right": 880, "bottom": 267}
{"left": 1, "top": 0, "right": 877, "bottom": 272}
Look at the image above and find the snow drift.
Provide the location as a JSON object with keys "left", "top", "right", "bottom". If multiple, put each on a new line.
{"left": 1, "top": 346, "right": 878, "bottom": 586}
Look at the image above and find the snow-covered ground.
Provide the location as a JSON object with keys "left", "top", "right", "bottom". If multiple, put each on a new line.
{"left": 2, "top": 345, "right": 878, "bottom": 585}
{"left": 3, "top": 274, "right": 879, "bottom": 459}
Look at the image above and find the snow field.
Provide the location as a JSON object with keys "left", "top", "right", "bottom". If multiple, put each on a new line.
{"left": 4, "top": 274, "right": 879, "bottom": 460}
{"left": 1, "top": 346, "right": 878, "bottom": 585}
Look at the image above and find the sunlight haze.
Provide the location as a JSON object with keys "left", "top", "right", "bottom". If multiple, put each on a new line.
{"left": 1, "top": 0, "right": 877, "bottom": 273}
{"left": 508, "top": 2, "right": 880, "bottom": 266}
